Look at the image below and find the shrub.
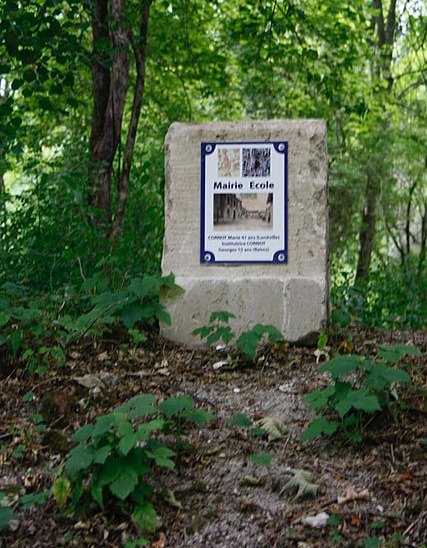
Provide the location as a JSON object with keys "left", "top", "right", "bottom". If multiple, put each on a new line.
{"left": 302, "top": 344, "right": 420, "bottom": 443}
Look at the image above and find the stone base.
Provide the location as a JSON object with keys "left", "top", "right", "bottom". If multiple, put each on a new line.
{"left": 162, "top": 275, "right": 328, "bottom": 346}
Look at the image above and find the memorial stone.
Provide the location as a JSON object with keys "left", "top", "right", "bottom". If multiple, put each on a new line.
{"left": 161, "top": 120, "right": 328, "bottom": 345}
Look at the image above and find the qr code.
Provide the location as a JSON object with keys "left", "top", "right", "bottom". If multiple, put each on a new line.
{"left": 242, "top": 148, "right": 270, "bottom": 177}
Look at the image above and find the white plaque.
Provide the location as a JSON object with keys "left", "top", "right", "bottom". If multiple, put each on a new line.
{"left": 200, "top": 141, "right": 288, "bottom": 264}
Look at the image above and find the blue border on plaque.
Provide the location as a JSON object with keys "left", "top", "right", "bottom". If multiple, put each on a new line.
{"left": 200, "top": 141, "right": 288, "bottom": 264}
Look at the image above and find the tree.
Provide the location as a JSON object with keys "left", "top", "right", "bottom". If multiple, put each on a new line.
{"left": 89, "top": 0, "right": 151, "bottom": 239}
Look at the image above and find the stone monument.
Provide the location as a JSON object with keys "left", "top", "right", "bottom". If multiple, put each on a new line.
{"left": 161, "top": 120, "right": 328, "bottom": 345}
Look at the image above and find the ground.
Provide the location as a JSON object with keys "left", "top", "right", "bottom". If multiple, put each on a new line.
{"left": 0, "top": 328, "right": 426, "bottom": 547}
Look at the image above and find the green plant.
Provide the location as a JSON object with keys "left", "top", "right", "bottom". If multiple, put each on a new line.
{"left": 0, "top": 491, "right": 16, "bottom": 530}
{"left": 58, "top": 273, "right": 179, "bottom": 343}
{"left": 302, "top": 344, "right": 420, "bottom": 443}
{"left": 192, "top": 311, "right": 284, "bottom": 360}
{"left": 56, "top": 394, "right": 213, "bottom": 536}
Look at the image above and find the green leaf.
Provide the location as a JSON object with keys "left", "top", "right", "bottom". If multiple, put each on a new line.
{"left": 382, "top": 368, "right": 410, "bottom": 383}
{"left": 301, "top": 417, "right": 339, "bottom": 442}
{"left": 319, "top": 355, "right": 360, "bottom": 379}
{"left": 137, "top": 419, "right": 165, "bottom": 439}
{"left": 22, "top": 390, "right": 34, "bottom": 402}
{"left": 11, "top": 328, "right": 22, "bottom": 356}
{"left": 209, "top": 310, "right": 235, "bottom": 324}
{"left": 131, "top": 482, "right": 153, "bottom": 505}
{"left": 132, "top": 501, "right": 157, "bottom": 533}
{"left": 303, "top": 385, "right": 335, "bottom": 410}
{"left": 52, "top": 476, "right": 70, "bottom": 507}
{"left": 97, "top": 456, "right": 123, "bottom": 487}
{"left": 250, "top": 452, "right": 272, "bottom": 467}
{"left": 0, "top": 505, "right": 15, "bottom": 530}
{"left": 146, "top": 446, "right": 176, "bottom": 470}
{"left": 93, "top": 445, "right": 111, "bottom": 464}
{"left": 109, "top": 467, "right": 138, "bottom": 500}
{"left": 72, "top": 423, "right": 95, "bottom": 442}
{"left": 159, "top": 396, "right": 193, "bottom": 417}
{"left": 226, "top": 412, "right": 253, "bottom": 427}
{"left": 378, "top": 344, "right": 420, "bottom": 364}
{"left": 0, "top": 312, "right": 10, "bottom": 327}
{"left": 236, "top": 330, "right": 260, "bottom": 359}
{"left": 187, "top": 409, "right": 214, "bottom": 424}
{"left": 66, "top": 444, "right": 93, "bottom": 477}
{"left": 252, "top": 324, "right": 284, "bottom": 343}
{"left": 119, "top": 433, "right": 138, "bottom": 456}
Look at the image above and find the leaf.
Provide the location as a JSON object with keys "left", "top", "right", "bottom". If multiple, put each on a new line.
{"left": 319, "top": 355, "right": 360, "bottom": 379}
{"left": 236, "top": 330, "right": 259, "bottom": 360}
{"left": 11, "top": 328, "right": 22, "bottom": 356}
{"left": 226, "top": 412, "right": 253, "bottom": 427}
{"left": 66, "top": 444, "right": 93, "bottom": 477}
{"left": 0, "top": 312, "right": 10, "bottom": 327}
{"left": 94, "top": 445, "right": 111, "bottom": 464}
{"left": 303, "top": 385, "right": 335, "bottom": 410}
{"left": 159, "top": 396, "right": 193, "bottom": 417}
{"left": 52, "top": 476, "right": 71, "bottom": 507}
{"left": 97, "top": 456, "right": 123, "bottom": 487}
{"left": 116, "top": 394, "right": 157, "bottom": 417}
{"left": 132, "top": 501, "right": 157, "bottom": 533}
{"left": 72, "top": 424, "right": 95, "bottom": 442}
{"left": 252, "top": 324, "right": 284, "bottom": 343}
{"left": 250, "top": 452, "right": 272, "bottom": 467}
{"left": 146, "top": 446, "right": 176, "bottom": 470}
{"left": 378, "top": 344, "right": 420, "bottom": 364}
{"left": 209, "top": 311, "right": 235, "bottom": 323}
{"left": 382, "top": 368, "right": 410, "bottom": 383}
{"left": 301, "top": 417, "right": 339, "bottom": 442}
{"left": 0, "top": 505, "right": 15, "bottom": 531}
{"left": 119, "top": 433, "right": 138, "bottom": 456}
{"left": 109, "top": 466, "right": 138, "bottom": 500}
{"left": 280, "top": 469, "right": 318, "bottom": 500}
{"left": 187, "top": 409, "right": 214, "bottom": 424}
{"left": 254, "top": 416, "right": 287, "bottom": 441}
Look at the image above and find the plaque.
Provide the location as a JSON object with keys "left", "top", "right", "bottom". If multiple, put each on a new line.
{"left": 200, "top": 141, "right": 288, "bottom": 264}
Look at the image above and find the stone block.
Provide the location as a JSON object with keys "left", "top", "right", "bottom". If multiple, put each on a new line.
{"left": 161, "top": 120, "right": 328, "bottom": 345}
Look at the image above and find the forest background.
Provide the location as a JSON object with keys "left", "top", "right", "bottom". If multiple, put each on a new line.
{"left": 0, "top": 0, "right": 426, "bottom": 343}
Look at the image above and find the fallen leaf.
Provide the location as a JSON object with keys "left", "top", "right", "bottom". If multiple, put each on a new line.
{"left": 400, "top": 469, "right": 413, "bottom": 481}
{"left": 255, "top": 416, "right": 288, "bottom": 442}
{"left": 280, "top": 469, "right": 319, "bottom": 500}
{"left": 350, "top": 513, "right": 362, "bottom": 527}
{"left": 74, "top": 374, "right": 105, "bottom": 390}
{"left": 152, "top": 532, "right": 166, "bottom": 548}
{"left": 165, "top": 489, "right": 182, "bottom": 510}
{"left": 337, "top": 487, "right": 369, "bottom": 505}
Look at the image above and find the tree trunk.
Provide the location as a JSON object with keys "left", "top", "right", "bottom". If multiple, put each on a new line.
{"left": 356, "top": 173, "right": 378, "bottom": 281}
{"left": 89, "top": 0, "right": 151, "bottom": 237}
{"left": 354, "top": 0, "right": 397, "bottom": 283}
{"left": 89, "top": 0, "right": 130, "bottom": 227}
{"left": 110, "top": 1, "right": 151, "bottom": 240}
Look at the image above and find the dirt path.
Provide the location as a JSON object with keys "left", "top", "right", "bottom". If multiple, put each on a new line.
{"left": 1, "top": 328, "right": 426, "bottom": 547}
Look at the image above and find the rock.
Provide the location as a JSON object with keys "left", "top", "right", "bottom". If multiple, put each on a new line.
{"left": 302, "top": 512, "right": 329, "bottom": 528}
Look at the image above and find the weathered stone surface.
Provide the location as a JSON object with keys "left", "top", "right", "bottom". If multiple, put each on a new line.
{"left": 161, "top": 120, "right": 328, "bottom": 345}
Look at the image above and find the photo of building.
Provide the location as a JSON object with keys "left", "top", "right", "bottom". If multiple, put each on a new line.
{"left": 213, "top": 193, "right": 273, "bottom": 231}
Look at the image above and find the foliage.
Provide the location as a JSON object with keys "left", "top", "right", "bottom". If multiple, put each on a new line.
{"left": 332, "top": 258, "right": 427, "bottom": 329}
{"left": 302, "top": 344, "right": 420, "bottom": 443}
{"left": 57, "top": 393, "right": 212, "bottom": 532}
{"left": 0, "top": 491, "right": 16, "bottom": 531}
{"left": 0, "top": 273, "right": 179, "bottom": 376}
{"left": 192, "top": 311, "right": 284, "bottom": 360}
{"left": 58, "top": 273, "right": 179, "bottom": 341}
